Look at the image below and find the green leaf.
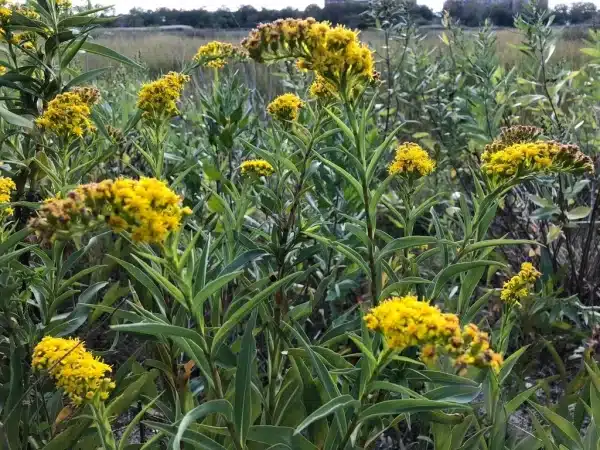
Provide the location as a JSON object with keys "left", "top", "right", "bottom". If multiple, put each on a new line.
{"left": 377, "top": 236, "right": 442, "bottom": 261}
{"left": 429, "top": 260, "right": 503, "bottom": 300}
{"left": 499, "top": 345, "right": 529, "bottom": 385}
{"left": 64, "top": 68, "right": 109, "bottom": 90}
{"left": 529, "top": 401, "right": 583, "bottom": 449}
{"left": 146, "top": 421, "right": 225, "bottom": 450}
{"left": 111, "top": 323, "right": 208, "bottom": 353}
{"left": 294, "top": 395, "right": 358, "bottom": 435}
{"left": 0, "top": 105, "right": 33, "bottom": 128}
{"left": 107, "top": 255, "right": 166, "bottom": 315}
{"left": 211, "top": 271, "right": 304, "bottom": 355}
{"left": 132, "top": 255, "right": 186, "bottom": 307}
{"left": 312, "top": 151, "right": 363, "bottom": 199}
{"left": 107, "top": 370, "right": 158, "bottom": 417}
{"left": 117, "top": 395, "right": 161, "bottom": 450}
{"left": 358, "top": 399, "right": 470, "bottom": 423}
{"left": 81, "top": 42, "right": 144, "bottom": 70}
{"left": 566, "top": 206, "right": 591, "bottom": 221}
{"left": 234, "top": 313, "right": 257, "bottom": 446}
{"left": 459, "top": 239, "right": 538, "bottom": 258}
{"left": 172, "top": 400, "right": 233, "bottom": 450}
{"left": 0, "top": 245, "right": 34, "bottom": 266}
{"left": 303, "top": 231, "right": 369, "bottom": 276}
{"left": 192, "top": 271, "right": 242, "bottom": 310}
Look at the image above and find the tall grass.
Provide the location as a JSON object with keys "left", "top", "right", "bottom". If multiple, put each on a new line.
{"left": 85, "top": 27, "right": 590, "bottom": 75}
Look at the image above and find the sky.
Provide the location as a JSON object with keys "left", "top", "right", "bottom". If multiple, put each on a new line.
{"left": 99, "top": 0, "right": 595, "bottom": 15}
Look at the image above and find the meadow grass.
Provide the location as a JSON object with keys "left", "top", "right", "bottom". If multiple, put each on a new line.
{"left": 86, "top": 27, "right": 590, "bottom": 75}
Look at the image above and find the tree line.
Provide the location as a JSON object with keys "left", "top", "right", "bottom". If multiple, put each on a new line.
{"left": 442, "top": 0, "right": 598, "bottom": 27}
{"left": 103, "top": 1, "right": 599, "bottom": 30}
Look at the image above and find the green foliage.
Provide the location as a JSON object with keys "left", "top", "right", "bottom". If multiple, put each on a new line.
{"left": 0, "top": 1, "right": 598, "bottom": 449}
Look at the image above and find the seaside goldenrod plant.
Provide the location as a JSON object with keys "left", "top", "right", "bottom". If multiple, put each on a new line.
{"left": 1, "top": 2, "right": 600, "bottom": 450}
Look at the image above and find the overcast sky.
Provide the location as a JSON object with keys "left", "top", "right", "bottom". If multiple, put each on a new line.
{"left": 99, "top": 0, "right": 594, "bottom": 15}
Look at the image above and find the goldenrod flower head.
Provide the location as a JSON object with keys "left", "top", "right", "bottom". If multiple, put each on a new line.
{"left": 267, "top": 93, "right": 304, "bottom": 121}
{"left": 194, "top": 41, "right": 240, "bottom": 68}
{"left": 0, "top": 65, "right": 7, "bottom": 76}
{"left": 137, "top": 71, "right": 190, "bottom": 120}
{"left": 482, "top": 126, "right": 594, "bottom": 177}
{"left": 240, "top": 159, "right": 274, "bottom": 178}
{"left": 500, "top": 262, "right": 540, "bottom": 306}
{"left": 55, "top": 0, "right": 72, "bottom": 8}
{"left": 36, "top": 88, "right": 99, "bottom": 138}
{"left": 388, "top": 142, "right": 436, "bottom": 177}
{"left": 309, "top": 74, "right": 335, "bottom": 100}
{"left": 0, "top": 176, "right": 14, "bottom": 217}
{"left": 29, "top": 177, "right": 191, "bottom": 244}
{"left": 365, "top": 295, "right": 502, "bottom": 372}
{"left": 32, "top": 336, "right": 115, "bottom": 405}
{"left": 242, "top": 18, "right": 375, "bottom": 90}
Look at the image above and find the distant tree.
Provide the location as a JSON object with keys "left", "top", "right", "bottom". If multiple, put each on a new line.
{"left": 488, "top": 2, "right": 514, "bottom": 26}
{"left": 569, "top": 2, "right": 596, "bottom": 24}
{"left": 551, "top": 3, "right": 569, "bottom": 24}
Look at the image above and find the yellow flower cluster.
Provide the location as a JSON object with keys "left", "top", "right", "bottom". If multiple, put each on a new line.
{"left": 0, "top": 176, "right": 15, "bottom": 216}
{"left": 482, "top": 126, "right": 594, "bottom": 177}
{"left": 309, "top": 74, "right": 334, "bottom": 100}
{"left": 500, "top": 262, "right": 540, "bottom": 306}
{"left": 242, "top": 18, "right": 374, "bottom": 89}
{"left": 365, "top": 295, "right": 503, "bottom": 372}
{"left": 29, "top": 177, "right": 192, "bottom": 244}
{"left": 32, "top": 336, "right": 115, "bottom": 405}
{"left": 56, "top": 0, "right": 72, "bottom": 8}
{"left": 388, "top": 142, "right": 436, "bottom": 177}
{"left": 137, "top": 72, "right": 190, "bottom": 120}
{"left": 240, "top": 159, "right": 274, "bottom": 177}
{"left": 267, "top": 93, "right": 304, "bottom": 121}
{"left": 36, "top": 88, "right": 100, "bottom": 138}
{"left": 194, "top": 41, "right": 241, "bottom": 68}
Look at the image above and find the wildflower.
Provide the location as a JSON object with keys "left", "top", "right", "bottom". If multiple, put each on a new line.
{"left": 365, "top": 295, "right": 502, "bottom": 372}
{"left": 55, "top": 0, "right": 72, "bottom": 8}
{"left": 32, "top": 336, "right": 115, "bottom": 405}
{"left": 194, "top": 41, "right": 239, "bottom": 68}
{"left": 500, "top": 262, "right": 540, "bottom": 306}
{"left": 137, "top": 72, "right": 190, "bottom": 120}
{"left": 0, "top": 176, "right": 15, "bottom": 216}
{"left": 240, "top": 159, "right": 274, "bottom": 177}
{"left": 309, "top": 74, "right": 335, "bottom": 100}
{"left": 36, "top": 88, "right": 100, "bottom": 139}
{"left": 482, "top": 126, "right": 594, "bottom": 177}
{"left": 388, "top": 142, "right": 436, "bottom": 177}
{"left": 242, "top": 18, "right": 375, "bottom": 91}
{"left": 267, "top": 93, "right": 304, "bottom": 121}
{"left": 29, "top": 177, "right": 191, "bottom": 244}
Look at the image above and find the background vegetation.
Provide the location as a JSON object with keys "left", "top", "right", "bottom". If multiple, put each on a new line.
{"left": 1, "top": 0, "right": 600, "bottom": 449}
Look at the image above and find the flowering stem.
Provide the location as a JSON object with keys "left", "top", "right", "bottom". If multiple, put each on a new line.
{"left": 341, "top": 95, "right": 380, "bottom": 305}
{"left": 91, "top": 402, "right": 117, "bottom": 450}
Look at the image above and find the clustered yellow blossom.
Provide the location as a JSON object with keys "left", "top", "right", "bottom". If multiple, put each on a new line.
{"left": 0, "top": 3, "right": 40, "bottom": 49}
{"left": 482, "top": 125, "right": 594, "bottom": 177}
{"left": 32, "top": 336, "right": 115, "bottom": 405}
{"left": 0, "top": 176, "right": 15, "bottom": 216}
{"left": 0, "top": 65, "right": 6, "bottom": 76}
{"left": 29, "top": 177, "right": 192, "bottom": 244}
{"left": 56, "top": 0, "right": 72, "bottom": 8}
{"left": 194, "top": 41, "right": 242, "bottom": 68}
{"left": 309, "top": 74, "right": 335, "bottom": 100}
{"left": 267, "top": 93, "right": 304, "bottom": 121}
{"left": 365, "top": 295, "right": 503, "bottom": 373}
{"left": 240, "top": 159, "right": 274, "bottom": 178}
{"left": 388, "top": 142, "right": 436, "bottom": 178}
{"left": 500, "top": 262, "right": 541, "bottom": 306}
{"left": 137, "top": 72, "right": 190, "bottom": 120}
{"left": 242, "top": 18, "right": 375, "bottom": 91}
{"left": 36, "top": 88, "right": 100, "bottom": 138}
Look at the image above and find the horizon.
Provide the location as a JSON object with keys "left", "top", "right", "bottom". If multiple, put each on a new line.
{"left": 102, "top": 0, "right": 587, "bottom": 15}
